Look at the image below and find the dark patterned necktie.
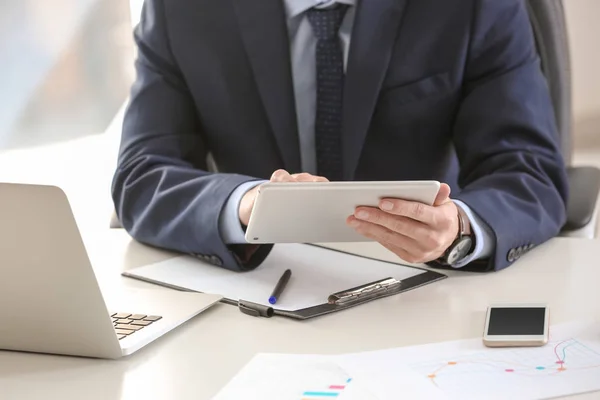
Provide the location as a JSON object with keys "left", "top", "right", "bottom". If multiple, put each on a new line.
{"left": 306, "top": 4, "right": 349, "bottom": 181}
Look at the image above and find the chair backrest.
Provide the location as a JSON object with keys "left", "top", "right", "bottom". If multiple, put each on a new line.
{"left": 526, "top": 0, "right": 572, "bottom": 164}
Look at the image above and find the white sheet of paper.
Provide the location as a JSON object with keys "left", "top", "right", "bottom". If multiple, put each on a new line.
{"left": 124, "top": 243, "right": 426, "bottom": 311}
{"left": 212, "top": 354, "right": 380, "bottom": 400}
{"left": 337, "top": 321, "right": 600, "bottom": 400}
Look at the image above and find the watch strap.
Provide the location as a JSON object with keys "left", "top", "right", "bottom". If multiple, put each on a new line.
{"left": 436, "top": 206, "right": 473, "bottom": 266}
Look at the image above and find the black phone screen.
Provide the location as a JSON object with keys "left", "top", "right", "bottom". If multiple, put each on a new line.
{"left": 487, "top": 307, "right": 546, "bottom": 335}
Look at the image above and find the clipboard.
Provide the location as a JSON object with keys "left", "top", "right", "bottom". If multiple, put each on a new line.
{"left": 237, "top": 271, "right": 445, "bottom": 319}
{"left": 123, "top": 244, "right": 447, "bottom": 320}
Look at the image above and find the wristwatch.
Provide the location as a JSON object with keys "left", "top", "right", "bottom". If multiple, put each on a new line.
{"left": 437, "top": 207, "right": 473, "bottom": 266}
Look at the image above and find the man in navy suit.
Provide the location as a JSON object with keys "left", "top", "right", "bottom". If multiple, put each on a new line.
{"left": 112, "top": 0, "right": 568, "bottom": 273}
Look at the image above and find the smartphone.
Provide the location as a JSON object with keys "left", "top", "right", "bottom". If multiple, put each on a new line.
{"left": 483, "top": 303, "right": 549, "bottom": 347}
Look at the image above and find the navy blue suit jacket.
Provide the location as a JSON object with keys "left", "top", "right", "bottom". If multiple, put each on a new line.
{"left": 112, "top": 0, "right": 568, "bottom": 272}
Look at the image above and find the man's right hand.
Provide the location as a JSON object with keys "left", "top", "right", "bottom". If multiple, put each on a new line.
{"left": 238, "top": 169, "right": 328, "bottom": 226}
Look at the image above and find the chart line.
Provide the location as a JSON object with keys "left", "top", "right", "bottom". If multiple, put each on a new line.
{"left": 420, "top": 338, "right": 600, "bottom": 386}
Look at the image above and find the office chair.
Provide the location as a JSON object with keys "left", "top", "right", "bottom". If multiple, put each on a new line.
{"left": 526, "top": 0, "right": 600, "bottom": 238}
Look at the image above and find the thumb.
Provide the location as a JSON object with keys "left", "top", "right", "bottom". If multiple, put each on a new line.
{"left": 434, "top": 183, "right": 451, "bottom": 206}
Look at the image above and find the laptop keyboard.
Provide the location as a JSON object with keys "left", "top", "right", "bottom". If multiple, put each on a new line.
{"left": 111, "top": 313, "right": 163, "bottom": 340}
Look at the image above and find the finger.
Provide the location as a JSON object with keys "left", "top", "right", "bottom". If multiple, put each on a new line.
{"left": 353, "top": 207, "right": 437, "bottom": 250}
{"left": 347, "top": 217, "right": 432, "bottom": 263}
{"left": 378, "top": 241, "right": 429, "bottom": 264}
{"left": 290, "top": 173, "right": 324, "bottom": 182}
{"left": 434, "top": 183, "right": 452, "bottom": 206}
{"left": 291, "top": 173, "right": 329, "bottom": 182}
{"left": 347, "top": 216, "right": 426, "bottom": 255}
{"left": 270, "top": 169, "right": 293, "bottom": 182}
{"left": 378, "top": 198, "right": 436, "bottom": 225}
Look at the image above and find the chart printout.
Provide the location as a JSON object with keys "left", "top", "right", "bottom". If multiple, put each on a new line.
{"left": 337, "top": 321, "right": 600, "bottom": 400}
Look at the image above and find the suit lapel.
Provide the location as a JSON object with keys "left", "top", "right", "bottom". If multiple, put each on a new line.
{"left": 342, "top": 0, "right": 409, "bottom": 179}
{"left": 232, "top": 0, "right": 301, "bottom": 172}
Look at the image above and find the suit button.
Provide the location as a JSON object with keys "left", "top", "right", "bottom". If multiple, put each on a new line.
{"left": 507, "top": 248, "right": 516, "bottom": 262}
{"left": 515, "top": 246, "right": 524, "bottom": 259}
{"left": 210, "top": 255, "right": 223, "bottom": 266}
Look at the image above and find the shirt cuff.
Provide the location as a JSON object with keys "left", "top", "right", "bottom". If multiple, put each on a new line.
{"left": 450, "top": 199, "right": 494, "bottom": 269}
{"left": 219, "top": 180, "right": 266, "bottom": 244}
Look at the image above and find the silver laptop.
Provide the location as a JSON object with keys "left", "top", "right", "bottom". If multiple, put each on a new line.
{"left": 0, "top": 182, "right": 222, "bottom": 359}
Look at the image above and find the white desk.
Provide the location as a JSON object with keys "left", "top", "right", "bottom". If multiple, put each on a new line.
{"left": 1, "top": 126, "right": 599, "bottom": 399}
{"left": 0, "top": 228, "right": 599, "bottom": 399}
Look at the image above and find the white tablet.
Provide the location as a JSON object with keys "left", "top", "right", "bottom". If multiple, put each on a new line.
{"left": 244, "top": 180, "right": 440, "bottom": 244}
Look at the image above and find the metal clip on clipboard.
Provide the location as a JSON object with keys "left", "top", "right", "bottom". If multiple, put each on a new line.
{"left": 236, "top": 277, "right": 402, "bottom": 318}
{"left": 328, "top": 277, "right": 402, "bottom": 306}
{"left": 233, "top": 272, "right": 444, "bottom": 319}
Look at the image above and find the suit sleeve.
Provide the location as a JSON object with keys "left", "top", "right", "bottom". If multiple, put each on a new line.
{"left": 111, "top": 0, "right": 272, "bottom": 271}
{"left": 219, "top": 181, "right": 265, "bottom": 243}
{"left": 450, "top": 0, "right": 569, "bottom": 272}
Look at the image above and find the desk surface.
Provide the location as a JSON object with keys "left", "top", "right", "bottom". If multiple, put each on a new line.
{"left": 0, "top": 227, "right": 599, "bottom": 400}
{"left": 1, "top": 125, "right": 600, "bottom": 399}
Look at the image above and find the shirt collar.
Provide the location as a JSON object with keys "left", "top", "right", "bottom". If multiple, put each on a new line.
{"left": 283, "top": 0, "right": 356, "bottom": 19}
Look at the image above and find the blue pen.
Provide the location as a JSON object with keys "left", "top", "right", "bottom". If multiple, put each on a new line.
{"left": 268, "top": 269, "right": 292, "bottom": 305}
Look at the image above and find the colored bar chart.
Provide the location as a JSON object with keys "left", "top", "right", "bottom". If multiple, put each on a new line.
{"left": 212, "top": 355, "right": 378, "bottom": 400}
{"left": 301, "top": 377, "right": 352, "bottom": 399}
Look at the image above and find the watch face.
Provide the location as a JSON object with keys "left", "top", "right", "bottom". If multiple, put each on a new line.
{"left": 447, "top": 237, "right": 473, "bottom": 265}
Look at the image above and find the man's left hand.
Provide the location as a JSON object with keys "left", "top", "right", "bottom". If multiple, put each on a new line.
{"left": 346, "top": 183, "right": 459, "bottom": 264}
